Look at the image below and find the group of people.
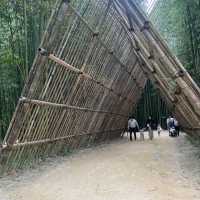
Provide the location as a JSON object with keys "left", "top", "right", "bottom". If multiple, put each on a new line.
{"left": 127, "top": 116, "right": 155, "bottom": 141}
{"left": 127, "top": 115, "right": 180, "bottom": 141}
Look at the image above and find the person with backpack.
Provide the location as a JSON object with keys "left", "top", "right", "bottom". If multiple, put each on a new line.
{"left": 167, "top": 116, "right": 175, "bottom": 128}
{"left": 128, "top": 116, "right": 139, "bottom": 141}
{"left": 167, "top": 116, "right": 178, "bottom": 136}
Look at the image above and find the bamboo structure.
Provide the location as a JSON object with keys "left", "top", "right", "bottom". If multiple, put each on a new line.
{"left": 0, "top": 0, "right": 200, "bottom": 174}
{"left": 113, "top": 0, "right": 200, "bottom": 134}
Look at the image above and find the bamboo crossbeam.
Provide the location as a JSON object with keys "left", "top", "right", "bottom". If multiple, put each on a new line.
{"left": 38, "top": 48, "right": 137, "bottom": 104}
{"left": 182, "top": 127, "right": 200, "bottom": 131}
{"left": 19, "top": 97, "right": 128, "bottom": 118}
{"left": 38, "top": 48, "right": 91, "bottom": 78}
{"left": 2, "top": 128, "right": 123, "bottom": 151}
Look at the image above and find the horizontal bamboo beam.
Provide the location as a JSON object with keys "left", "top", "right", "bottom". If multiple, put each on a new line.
{"left": 2, "top": 129, "right": 124, "bottom": 151}
{"left": 182, "top": 127, "right": 200, "bottom": 131}
{"left": 38, "top": 48, "right": 137, "bottom": 104}
{"left": 19, "top": 97, "right": 128, "bottom": 118}
{"left": 38, "top": 48, "right": 91, "bottom": 78}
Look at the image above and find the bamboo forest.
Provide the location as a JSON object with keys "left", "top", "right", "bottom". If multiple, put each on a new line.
{"left": 1, "top": 0, "right": 200, "bottom": 199}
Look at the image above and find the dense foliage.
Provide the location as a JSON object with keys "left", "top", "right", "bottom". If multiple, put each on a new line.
{"left": 0, "top": 0, "right": 55, "bottom": 140}
{"left": 150, "top": 0, "right": 200, "bottom": 84}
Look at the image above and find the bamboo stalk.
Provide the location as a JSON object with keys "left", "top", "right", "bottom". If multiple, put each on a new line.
{"left": 2, "top": 128, "right": 124, "bottom": 151}
{"left": 19, "top": 97, "right": 128, "bottom": 117}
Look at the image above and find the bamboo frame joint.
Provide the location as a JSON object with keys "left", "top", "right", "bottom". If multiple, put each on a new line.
{"left": 174, "top": 85, "right": 182, "bottom": 95}
{"left": 38, "top": 48, "right": 49, "bottom": 56}
{"left": 151, "top": 68, "right": 156, "bottom": 74}
{"left": 109, "top": 50, "right": 114, "bottom": 55}
{"left": 172, "top": 96, "right": 179, "bottom": 104}
{"left": 174, "top": 70, "right": 185, "bottom": 78}
{"left": 148, "top": 53, "right": 154, "bottom": 60}
{"left": 132, "top": 77, "right": 136, "bottom": 81}
{"left": 128, "top": 27, "right": 134, "bottom": 32}
{"left": 140, "top": 21, "right": 150, "bottom": 32}
{"left": 135, "top": 47, "right": 140, "bottom": 51}
{"left": 93, "top": 31, "right": 99, "bottom": 37}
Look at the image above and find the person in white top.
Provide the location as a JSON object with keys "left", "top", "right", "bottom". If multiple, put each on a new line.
{"left": 166, "top": 116, "right": 174, "bottom": 132}
{"left": 128, "top": 116, "right": 139, "bottom": 141}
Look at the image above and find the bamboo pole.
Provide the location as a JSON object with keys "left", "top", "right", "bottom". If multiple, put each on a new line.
{"left": 2, "top": 128, "right": 124, "bottom": 151}
{"left": 19, "top": 97, "right": 128, "bottom": 117}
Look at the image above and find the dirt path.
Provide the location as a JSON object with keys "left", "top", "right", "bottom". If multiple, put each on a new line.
{"left": 1, "top": 132, "right": 200, "bottom": 200}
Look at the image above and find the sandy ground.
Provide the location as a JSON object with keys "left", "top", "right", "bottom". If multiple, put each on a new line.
{"left": 0, "top": 132, "right": 200, "bottom": 200}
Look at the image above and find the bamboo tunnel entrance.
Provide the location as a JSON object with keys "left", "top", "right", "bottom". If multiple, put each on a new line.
{"left": 0, "top": 0, "right": 200, "bottom": 174}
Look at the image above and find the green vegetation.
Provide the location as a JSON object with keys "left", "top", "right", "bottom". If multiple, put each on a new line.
{"left": 150, "top": 0, "right": 200, "bottom": 84}
{"left": 0, "top": 0, "right": 55, "bottom": 140}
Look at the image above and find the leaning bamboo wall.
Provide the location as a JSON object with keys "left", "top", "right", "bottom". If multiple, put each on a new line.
{"left": 113, "top": 0, "right": 200, "bottom": 136}
{"left": 0, "top": 0, "right": 147, "bottom": 173}
{"left": 1, "top": 0, "right": 200, "bottom": 174}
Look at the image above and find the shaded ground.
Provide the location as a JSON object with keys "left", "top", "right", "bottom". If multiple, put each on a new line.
{"left": 0, "top": 132, "right": 200, "bottom": 200}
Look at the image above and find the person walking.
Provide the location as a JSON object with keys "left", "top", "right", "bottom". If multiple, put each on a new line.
{"left": 128, "top": 116, "right": 139, "bottom": 141}
{"left": 157, "top": 124, "right": 162, "bottom": 136}
{"left": 146, "top": 116, "right": 154, "bottom": 140}
{"left": 146, "top": 116, "right": 154, "bottom": 130}
{"left": 166, "top": 116, "right": 170, "bottom": 131}
{"left": 166, "top": 116, "right": 173, "bottom": 133}
{"left": 174, "top": 118, "right": 180, "bottom": 136}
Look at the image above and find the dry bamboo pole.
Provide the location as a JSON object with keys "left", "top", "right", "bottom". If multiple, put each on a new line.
{"left": 2, "top": 128, "right": 123, "bottom": 151}
{"left": 124, "top": 1, "right": 200, "bottom": 115}
{"left": 112, "top": 0, "right": 200, "bottom": 128}
{"left": 19, "top": 97, "right": 128, "bottom": 117}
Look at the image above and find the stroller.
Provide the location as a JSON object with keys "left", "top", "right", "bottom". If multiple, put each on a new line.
{"left": 169, "top": 126, "right": 178, "bottom": 137}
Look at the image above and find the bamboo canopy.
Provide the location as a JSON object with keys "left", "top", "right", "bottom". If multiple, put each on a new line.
{"left": 0, "top": 0, "right": 200, "bottom": 173}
